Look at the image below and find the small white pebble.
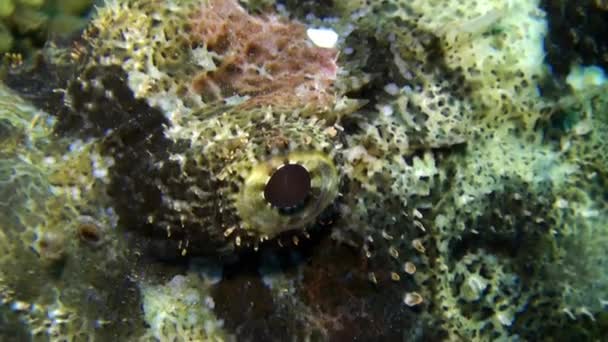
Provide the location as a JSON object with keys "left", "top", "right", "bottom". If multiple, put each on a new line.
{"left": 307, "top": 27, "right": 339, "bottom": 48}
{"left": 555, "top": 198, "right": 568, "bottom": 209}
{"left": 384, "top": 83, "right": 400, "bottom": 95}
{"left": 42, "top": 156, "right": 56, "bottom": 165}
{"left": 379, "top": 105, "right": 394, "bottom": 116}
{"left": 48, "top": 308, "right": 68, "bottom": 319}
{"left": 11, "top": 301, "right": 30, "bottom": 312}
{"left": 69, "top": 140, "right": 85, "bottom": 152}
{"left": 204, "top": 296, "right": 215, "bottom": 309}
{"left": 581, "top": 209, "right": 599, "bottom": 218}
{"left": 70, "top": 187, "right": 81, "bottom": 200}
{"left": 93, "top": 168, "right": 108, "bottom": 179}
{"left": 496, "top": 311, "right": 513, "bottom": 326}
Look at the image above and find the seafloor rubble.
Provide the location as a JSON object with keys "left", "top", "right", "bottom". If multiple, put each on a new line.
{"left": 0, "top": 0, "right": 607, "bottom": 340}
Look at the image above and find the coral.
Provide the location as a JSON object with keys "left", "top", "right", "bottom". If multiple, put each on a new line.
{"left": 140, "top": 274, "right": 230, "bottom": 341}
{"left": 434, "top": 250, "right": 529, "bottom": 340}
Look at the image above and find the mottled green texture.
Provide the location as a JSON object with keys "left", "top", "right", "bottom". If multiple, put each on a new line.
{"left": 0, "top": 0, "right": 94, "bottom": 55}
{"left": 0, "top": 1, "right": 16, "bottom": 19}
{"left": 140, "top": 274, "right": 230, "bottom": 341}
{"left": 0, "top": 23, "right": 13, "bottom": 53}
{"left": 1, "top": 0, "right": 608, "bottom": 340}
{"left": 0, "top": 85, "right": 145, "bottom": 340}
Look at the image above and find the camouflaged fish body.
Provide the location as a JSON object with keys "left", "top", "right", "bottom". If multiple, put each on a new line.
{"left": 3, "top": 0, "right": 608, "bottom": 341}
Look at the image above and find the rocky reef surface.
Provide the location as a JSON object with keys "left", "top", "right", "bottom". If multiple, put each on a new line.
{"left": 0, "top": 0, "right": 607, "bottom": 340}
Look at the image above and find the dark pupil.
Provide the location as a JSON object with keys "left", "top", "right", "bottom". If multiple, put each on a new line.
{"left": 264, "top": 164, "right": 311, "bottom": 210}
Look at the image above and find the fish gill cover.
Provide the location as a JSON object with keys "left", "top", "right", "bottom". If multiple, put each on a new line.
{"left": 0, "top": 0, "right": 607, "bottom": 340}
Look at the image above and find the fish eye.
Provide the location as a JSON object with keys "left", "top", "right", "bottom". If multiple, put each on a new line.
{"left": 234, "top": 151, "right": 339, "bottom": 240}
{"left": 263, "top": 163, "right": 311, "bottom": 213}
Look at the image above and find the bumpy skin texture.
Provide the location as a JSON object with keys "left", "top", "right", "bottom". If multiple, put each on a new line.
{"left": 541, "top": 0, "right": 608, "bottom": 77}
{"left": 1, "top": 0, "right": 608, "bottom": 340}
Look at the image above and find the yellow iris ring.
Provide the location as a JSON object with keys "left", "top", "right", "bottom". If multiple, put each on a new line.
{"left": 234, "top": 151, "right": 339, "bottom": 239}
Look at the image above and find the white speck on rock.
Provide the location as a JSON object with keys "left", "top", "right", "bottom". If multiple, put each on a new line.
{"left": 384, "top": 83, "right": 400, "bottom": 95}
{"left": 204, "top": 296, "right": 215, "bottom": 309}
{"left": 307, "top": 27, "right": 338, "bottom": 48}
{"left": 379, "top": 104, "right": 394, "bottom": 116}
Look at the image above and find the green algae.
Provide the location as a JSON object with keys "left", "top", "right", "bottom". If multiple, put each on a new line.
{"left": 0, "top": 0, "right": 94, "bottom": 56}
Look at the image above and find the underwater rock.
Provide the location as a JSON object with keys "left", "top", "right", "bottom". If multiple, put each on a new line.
{"left": 1, "top": 0, "right": 608, "bottom": 340}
